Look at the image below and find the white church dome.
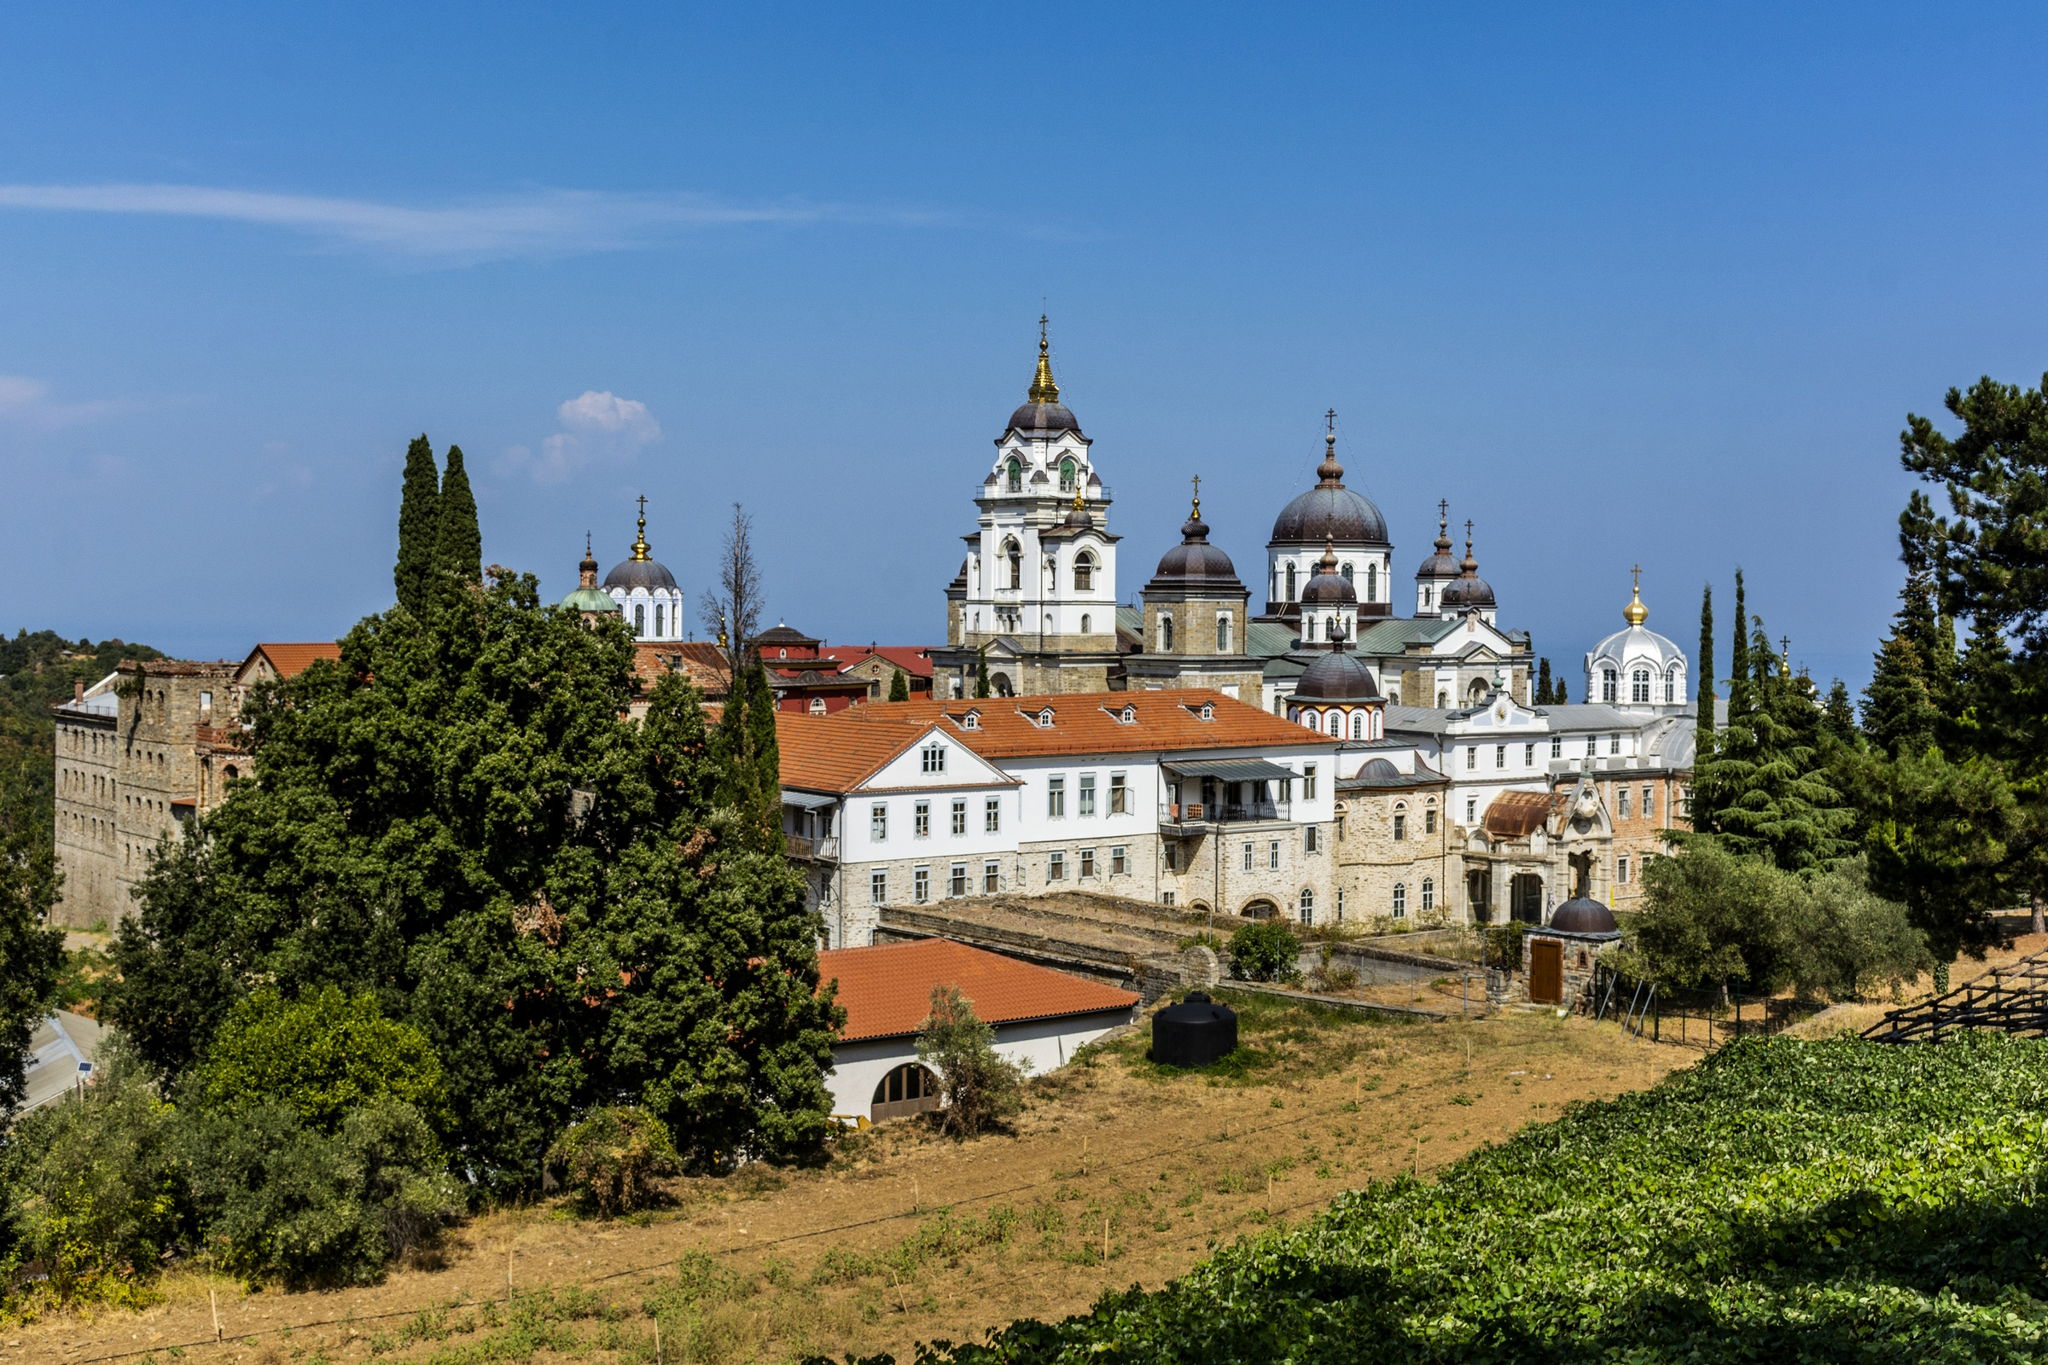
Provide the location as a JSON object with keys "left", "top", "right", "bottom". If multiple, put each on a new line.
{"left": 1584, "top": 577, "right": 1688, "bottom": 710}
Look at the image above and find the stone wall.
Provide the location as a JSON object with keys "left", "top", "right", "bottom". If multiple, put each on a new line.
{"left": 52, "top": 705, "right": 119, "bottom": 928}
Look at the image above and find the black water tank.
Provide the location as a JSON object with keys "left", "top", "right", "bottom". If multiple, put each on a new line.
{"left": 1151, "top": 991, "right": 1239, "bottom": 1068}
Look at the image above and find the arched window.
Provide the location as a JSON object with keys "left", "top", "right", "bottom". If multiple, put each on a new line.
{"left": 1327, "top": 712, "right": 1341, "bottom": 736}
{"left": 1298, "top": 888, "right": 1315, "bottom": 924}
{"left": 1423, "top": 585, "right": 1433, "bottom": 609}
{"left": 872, "top": 1063, "right": 940, "bottom": 1119}
{"left": 1160, "top": 616, "right": 1174, "bottom": 651}
{"left": 1350, "top": 712, "right": 1365, "bottom": 739}
{"left": 1285, "top": 563, "right": 1298, "bottom": 600}
{"left": 1342, "top": 561, "right": 1354, "bottom": 584}
{"left": 654, "top": 604, "right": 664, "bottom": 636}
{"left": 1393, "top": 805, "right": 1407, "bottom": 841}
{"left": 1059, "top": 457, "right": 1077, "bottom": 491}
{"left": 1273, "top": 696, "right": 1286, "bottom": 716}
{"left": 1392, "top": 882, "right": 1407, "bottom": 917}
{"left": 1421, "top": 876, "right": 1435, "bottom": 911}
{"left": 1306, "top": 617, "right": 1318, "bottom": 642}
{"left": 1631, "top": 667, "right": 1651, "bottom": 703}
{"left": 1365, "top": 564, "right": 1378, "bottom": 601}
{"left": 1601, "top": 667, "right": 1618, "bottom": 703}
{"left": 1216, "top": 614, "right": 1232, "bottom": 652}
{"left": 1665, "top": 668, "right": 1679, "bottom": 704}
{"left": 1080, "top": 613, "right": 1091, "bottom": 633}
{"left": 1005, "top": 539, "right": 1023, "bottom": 589}
{"left": 1074, "top": 552, "right": 1095, "bottom": 591}
{"left": 633, "top": 604, "right": 646, "bottom": 635}
{"left": 1006, "top": 458, "right": 1022, "bottom": 493}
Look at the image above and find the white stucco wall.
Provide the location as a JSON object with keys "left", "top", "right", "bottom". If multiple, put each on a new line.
{"left": 825, "top": 1006, "right": 1136, "bottom": 1123}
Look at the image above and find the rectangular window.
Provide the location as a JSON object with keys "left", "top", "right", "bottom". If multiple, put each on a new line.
{"left": 1618, "top": 788, "right": 1631, "bottom": 819}
{"left": 985, "top": 797, "right": 1001, "bottom": 833}
{"left": 1618, "top": 855, "right": 1631, "bottom": 885}
{"left": 1551, "top": 734, "right": 1562, "bottom": 759}
{"left": 921, "top": 743, "right": 946, "bottom": 774}
{"left": 1162, "top": 890, "right": 1177, "bottom": 907}
{"left": 1079, "top": 773, "right": 1097, "bottom": 817}
{"left": 1048, "top": 851, "right": 1066, "bottom": 882}
{"left": 1080, "top": 848, "right": 1097, "bottom": 877}
{"left": 1610, "top": 733, "right": 1621, "bottom": 755}
{"left": 983, "top": 860, "right": 1000, "bottom": 893}
{"left": 1495, "top": 744, "right": 1506, "bottom": 770}
{"left": 1163, "top": 842, "right": 1178, "bottom": 872}
{"left": 1109, "top": 772, "right": 1129, "bottom": 814}
{"left": 949, "top": 863, "right": 968, "bottom": 897}
{"left": 1048, "top": 776, "right": 1065, "bottom": 818}
{"left": 1304, "top": 826, "right": 1320, "bottom": 854}
{"left": 1424, "top": 807, "right": 1437, "bottom": 834}
{"left": 869, "top": 870, "right": 887, "bottom": 905}
{"left": 1466, "top": 797, "right": 1477, "bottom": 823}
{"left": 1422, "top": 879, "right": 1436, "bottom": 912}
{"left": 1241, "top": 842, "right": 1253, "bottom": 872}
{"left": 1465, "top": 747, "right": 1476, "bottom": 770}
{"left": 1524, "top": 742, "right": 1535, "bottom": 766}
{"left": 1303, "top": 764, "right": 1318, "bottom": 799}
{"left": 1336, "top": 888, "right": 1346, "bottom": 920}
{"left": 1393, "top": 812, "right": 1408, "bottom": 841}
{"left": 1643, "top": 786, "right": 1656, "bottom": 820}
{"left": 1392, "top": 884, "right": 1407, "bottom": 917}
{"left": 951, "top": 799, "right": 967, "bottom": 836}
{"left": 870, "top": 803, "right": 888, "bottom": 841}
{"left": 914, "top": 800, "right": 931, "bottom": 838}
{"left": 1268, "top": 839, "right": 1281, "bottom": 869}
{"left": 913, "top": 866, "right": 930, "bottom": 903}
{"left": 1586, "top": 736, "right": 1597, "bottom": 758}
{"left": 1111, "top": 845, "right": 1128, "bottom": 875}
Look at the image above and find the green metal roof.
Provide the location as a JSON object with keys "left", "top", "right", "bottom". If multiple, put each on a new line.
{"left": 561, "top": 587, "right": 622, "bottom": 613}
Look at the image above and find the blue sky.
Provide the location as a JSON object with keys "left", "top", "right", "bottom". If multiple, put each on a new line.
{"left": 3, "top": 3, "right": 2044, "bottom": 695}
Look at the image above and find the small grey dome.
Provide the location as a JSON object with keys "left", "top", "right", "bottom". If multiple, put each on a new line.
{"left": 1148, "top": 509, "right": 1245, "bottom": 591}
{"left": 1293, "top": 649, "right": 1381, "bottom": 703}
{"left": 1355, "top": 757, "right": 1404, "bottom": 783}
{"left": 1008, "top": 400, "right": 1080, "bottom": 434}
{"left": 1549, "top": 896, "right": 1619, "bottom": 935}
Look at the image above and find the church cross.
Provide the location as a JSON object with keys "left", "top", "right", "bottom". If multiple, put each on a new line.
{"left": 1631, "top": 563, "right": 1641, "bottom": 592}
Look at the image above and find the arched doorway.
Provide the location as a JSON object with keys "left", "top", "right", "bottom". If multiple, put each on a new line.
{"left": 991, "top": 672, "right": 1016, "bottom": 698}
{"left": 1241, "top": 898, "right": 1279, "bottom": 920}
{"left": 871, "top": 1063, "right": 940, "bottom": 1121}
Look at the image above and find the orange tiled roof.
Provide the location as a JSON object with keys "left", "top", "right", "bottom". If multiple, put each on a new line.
{"left": 825, "top": 645, "right": 937, "bottom": 680}
{"left": 250, "top": 642, "right": 342, "bottom": 679}
{"left": 1483, "top": 789, "right": 1564, "bottom": 838}
{"left": 820, "top": 938, "right": 1138, "bottom": 1042}
{"left": 777, "top": 711, "right": 931, "bottom": 792}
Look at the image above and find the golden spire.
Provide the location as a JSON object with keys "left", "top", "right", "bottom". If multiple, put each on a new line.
{"left": 1624, "top": 564, "right": 1648, "bottom": 626}
{"left": 1028, "top": 313, "right": 1060, "bottom": 404}
{"left": 630, "top": 494, "right": 650, "bottom": 562}
{"left": 1072, "top": 481, "right": 1086, "bottom": 512}
{"left": 1190, "top": 473, "right": 1201, "bottom": 520}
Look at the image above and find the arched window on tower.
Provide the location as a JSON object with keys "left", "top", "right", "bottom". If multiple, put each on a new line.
{"left": 1306, "top": 617, "right": 1318, "bottom": 642}
{"left": 1073, "top": 551, "right": 1095, "bottom": 592}
{"left": 1366, "top": 564, "right": 1378, "bottom": 602}
{"left": 1351, "top": 712, "right": 1365, "bottom": 739}
{"left": 1327, "top": 712, "right": 1341, "bottom": 736}
{"left": 1342, "top": 562, "right": 1354, "bottom": 584}
{"left": 1216, "top": 613, "right": 1232, "bottom": 652}
{"left": 1631, "top": 667, "right": 1651, "bottom": 704}
{"left": 1423, "top": 585, "right": 1434, "bottom": 609}
{"left": 1080, "top": 613, "right": 1091, "bottom": 633}
{"left": 1005, "top": 458, "right": 1022, "bottom": 493}
{"left": 1159, "top": 615, "right": 1175, "bottom": 651}
{"left": 1285, "top": 562, "right": 1298, "bottom": 601}
{"left": 1059, "top": 458, "right": 1077, "bottom": 492}
{"left": 634, "top": 604, "right": 645, "bottom": 635}
{"left": 1005, "top": 539, "right": 1022, "bottom": 589}
{"left": 1601, "top": 667, "right": 1618, "bottom": 703}
{"left": 1665, "top": 667, "right": 1680, "bottom": 704}
{"left": 654, "top": 604, "right": 664, "bottom": 636}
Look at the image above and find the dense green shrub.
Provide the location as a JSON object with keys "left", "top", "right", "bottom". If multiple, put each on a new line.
{"left": 866, "top": 1033, "right": 2048, "bottom": 1363}
{"left": 1226, "top": 919, "right": 1299, "bottom": 983}
{"left": 915, "top": 986, "right": 1024, "bottom": 1138}
{"left": 2, "top": 1047, "right": 185, "bottom": 1305}
{"left": 183, "top": 1097, "right": 460, "bottom": 1288}
{"left": 185, "top": 986, "right": 448, "bottom": 1131}
{"left": 547, "top": 1107, "right": 680, "bottom": 1216}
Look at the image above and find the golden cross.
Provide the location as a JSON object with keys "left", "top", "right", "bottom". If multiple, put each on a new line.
{"left": 1631, "top": 563, "right": 1641, "bottom": 591}
{"left": 1191, "top": 473, "right": 1201, "bottom": 515}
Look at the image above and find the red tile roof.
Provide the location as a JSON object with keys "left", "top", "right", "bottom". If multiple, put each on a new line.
{"left": 826, "top": 645, "right": 937, "bottom": 680}
{"left": 820, "top": 938, "right": 1138, "bottom": 1042}
{"left": 247, "top": 642, "right": 342, "bottom": 680}
{"left": 777, "top": 712, "right": 932, "bottom": 792}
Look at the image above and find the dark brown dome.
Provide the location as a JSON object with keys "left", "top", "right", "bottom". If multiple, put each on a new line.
{"left": 1292, "top": 649, "right": 1381, "bottom": 703}
{"left": 1548, "top": 897, "right": 1619, "bottom": 935}
{"left": 1270, "top": 427, "right": 1388, "bottom": 546}
{"left": 1148, "top": 509, "right": 1244, "bottom": 591}
{"left": 1007, "top": 400, "right": 1080, "bottom": 434}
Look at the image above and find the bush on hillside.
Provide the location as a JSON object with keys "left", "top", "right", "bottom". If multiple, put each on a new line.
{"left": 547, "top": 1107, "right": 680, "bottom": 1216}
{"left": 1227, "top": 919, "right": 1299, "bottom": 983}
{"left": 916, "top": 986, "right": 1024, "bottom": 1138}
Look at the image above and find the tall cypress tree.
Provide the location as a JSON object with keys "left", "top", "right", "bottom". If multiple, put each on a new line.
{"left": 1728, "top": 570, "right": 1749, "bottom": 726}
{"left": 435, "top": 443, "right": 482, "bottom": 591}
{"left": 394, "top": 434, "right": 441, "bottom": 615}
{"left": 887, "top": 668, "right": 910, "bottom": 702}
{"left": 1696, "top": 583, "right": 1715, "bottom": 743}
{"left": 974, "top": 646, "right": 991, "bottom": 700}
{"left": 1534, "top": 658, "right": 1554, "bottom": 706}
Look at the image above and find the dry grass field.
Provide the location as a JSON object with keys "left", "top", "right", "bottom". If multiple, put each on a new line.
{"left": 6, "top": 994, "right": 1693, "bottom": 1365}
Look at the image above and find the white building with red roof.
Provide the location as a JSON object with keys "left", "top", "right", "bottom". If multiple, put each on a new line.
{"left": 819, "top": 938, "right": 1137, "bottom": 1123}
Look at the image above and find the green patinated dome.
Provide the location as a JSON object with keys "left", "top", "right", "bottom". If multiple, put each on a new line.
{"left": 561, "top": 586, "right": 621, "bottom": 614}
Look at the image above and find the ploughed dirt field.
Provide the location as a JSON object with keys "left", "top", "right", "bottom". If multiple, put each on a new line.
{"left": 10, "top": 995, "right": 1692, "bottom": 1365}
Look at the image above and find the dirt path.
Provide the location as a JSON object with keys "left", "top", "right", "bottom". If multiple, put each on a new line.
{"left": 8, "top": 1006, "right": 1689, "bottom": 1365}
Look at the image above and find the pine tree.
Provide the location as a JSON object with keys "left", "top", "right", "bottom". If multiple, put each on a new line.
{"left": 1863, "top": 575, "right": 1945, "bottom": 759}
{"left": 1711, "top": 617, "right": 1854, "bottom": 874}
{"left": 1820, "top": 679, "right": 1857, "bottom": 745}
{"left": 887, "top": 668, "right": 910, "bottom": 702}
{"left": 394, "top": 434, "right": 441, "bottom": 615}
{"left": 710, "top": 661, "right": 783, "bottom": 854}
{"left": 435, "top": 443, "right": 482, "bottom": 591}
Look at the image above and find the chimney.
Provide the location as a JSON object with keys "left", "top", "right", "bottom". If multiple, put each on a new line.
{"left": 74, "top": 679, "right": 84, "bottom": 703}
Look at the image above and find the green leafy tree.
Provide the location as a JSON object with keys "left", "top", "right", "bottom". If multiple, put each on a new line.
{"left": 547, "top": 1106, "right": 679, "bottom": 1216}
{"left": 434, "top": 442, "right": 482, "bottom": 593}
{"left": 393, "top": 434, "right": 441, "bottom": 616}
{"left": 183, "top": 987, "right": 447, "bottom": 1133}
{"left": 1629, "top": 839, "right": 1798, "bottom": 994}
{"left": 1862, "top": 744, "right": 2021, "bottom": 961}
{"left": 1785, "top": 857, "right": 1932, "bottom": 1000}
{"left": 887, "top": 667, "right": 910, "bottom": 702}
{"left": 915, "top": 985, "right": 1024, "bottom": 1138}
{"left": 1228, "top": 919, "right": 1300, "bottom": 983}
{"left": 0, "top": 760, "right": 63, "bottom": 1115}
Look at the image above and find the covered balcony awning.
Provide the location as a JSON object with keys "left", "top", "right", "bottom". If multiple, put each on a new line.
{"left": 1162, "top": 757, "right": 1298, "bottom": 784}
{"left": 780, "top": 789, "right": 841, "bottom": 810}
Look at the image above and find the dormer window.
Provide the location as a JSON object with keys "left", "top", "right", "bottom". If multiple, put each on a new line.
{"left": 1120, "top": 704, "right": 1136, "bottom": 724}
{"left": 1198, "top": 702, "right": 1215, "bottom": 721}
{"left": 1036, "top": 707, "right": 1056, "bottom": 728}
{"left": 951, "top": 709, "right": 982, "bottom": 731}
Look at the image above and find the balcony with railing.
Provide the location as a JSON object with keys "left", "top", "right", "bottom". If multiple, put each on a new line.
{"left": 783, "top": 834, "right": 840, "bottom": 863}
{"left": 1158, "top": 799, "right": 1290, "bottom": 831}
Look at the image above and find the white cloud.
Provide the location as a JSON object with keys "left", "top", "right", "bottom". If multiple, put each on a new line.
{"left": 0, "top": 182, "right": 949, "bottom": 264}
{"left": 0, "top": 374, "right": 123, "bottom": 430}
{"left": 499, "top": 391, "right": 662, "bottom": 484}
